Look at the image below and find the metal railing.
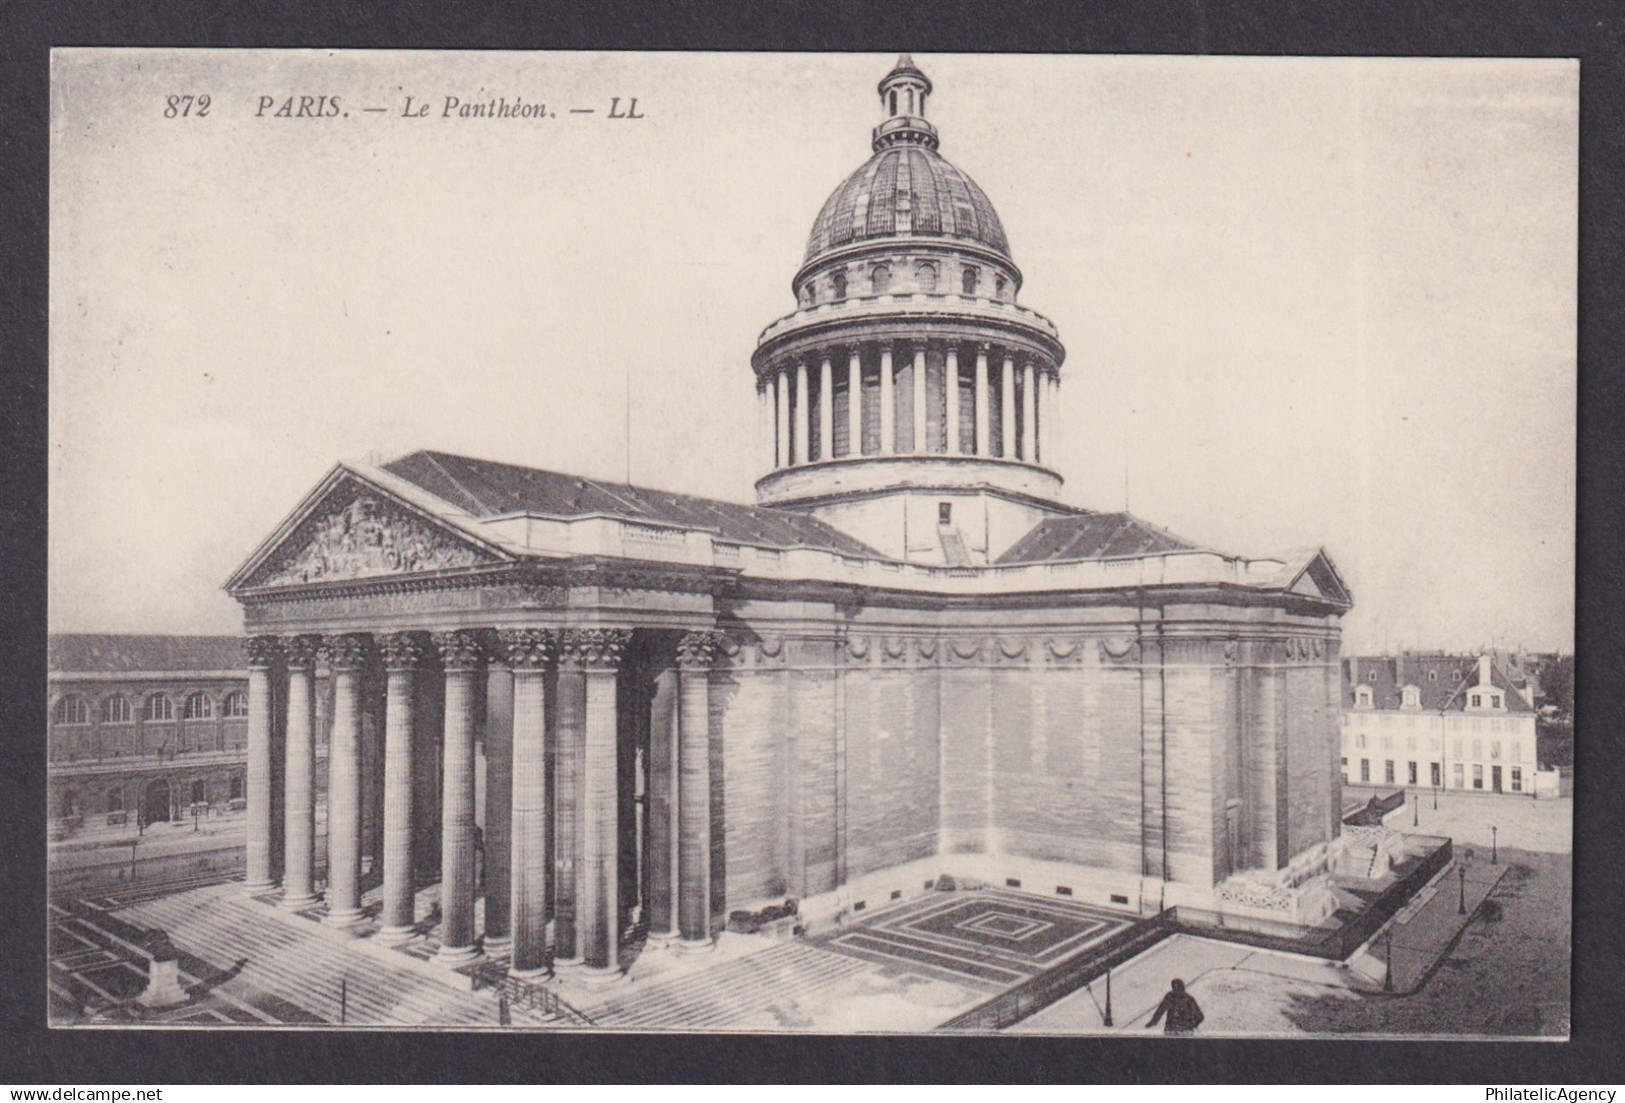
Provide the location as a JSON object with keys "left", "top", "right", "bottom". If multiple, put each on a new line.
{"left": 469, "top": 960, "right": 594, "bottom": 1027}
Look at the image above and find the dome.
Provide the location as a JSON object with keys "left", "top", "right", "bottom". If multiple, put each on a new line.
{"left": 804, "top": 144, "right": 1011, "bottom": 265}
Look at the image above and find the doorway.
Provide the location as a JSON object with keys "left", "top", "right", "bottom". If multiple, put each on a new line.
{"left": 143, "top": 780, "right": 172, "bottom": 824}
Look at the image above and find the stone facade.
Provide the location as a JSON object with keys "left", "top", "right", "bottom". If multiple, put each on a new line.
{"left": 224, "top": 57, "right": 1352, "bottom": 961}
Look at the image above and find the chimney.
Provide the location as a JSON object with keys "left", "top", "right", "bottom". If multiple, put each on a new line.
{"left": 1477, "top": 653, "right": 1493, "bottom": 687}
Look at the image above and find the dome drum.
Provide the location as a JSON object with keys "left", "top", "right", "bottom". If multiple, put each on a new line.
{"left": 794, "top": 239, "right": 1023, "bottom": 310}
{"left": 755, "top": 454, "right": 1063, "bottom": 509}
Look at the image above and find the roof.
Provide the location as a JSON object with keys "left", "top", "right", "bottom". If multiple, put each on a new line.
{"left": 805, "top": 143, "right": 1010, "bottom": 264}
{"left": 381, "top": 451, "right": 882, "bottom": 558}
{"left": 1342, "top": 654, "right": 1533, "bottom": 714}
{"left": 994, "top": 513, "right": 1201, "bottom": 565}
{"left": 49, "top": 634, "right": 246, "bottom": 674}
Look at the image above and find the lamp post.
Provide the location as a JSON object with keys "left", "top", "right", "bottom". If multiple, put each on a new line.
{"left": 1383, "top": 930, "right": 1394, "bottom": 992}
{"left": 1103, "top": 968, "right": 1114, "bottom": 1027}
{"left": 1458, "top": 863, "right": 1467, "bottom": 915}
{"left": 1432, "top": 785, "right": 1438, "bottom": 811}
{"left": 1491, "top": 825, "right": 1498, "bottom": 865}
{"left": 1413, "top": 794, "right": 1419, "bottom": 827}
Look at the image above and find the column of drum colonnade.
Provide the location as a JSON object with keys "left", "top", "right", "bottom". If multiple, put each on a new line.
{"left": 240, "top": 627, "right": 725, "bottom": 973}
{"left": 757, "top": 341, "right": 1059, "bottom": 469}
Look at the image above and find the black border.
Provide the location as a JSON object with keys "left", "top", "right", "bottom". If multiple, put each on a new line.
{"left": 4, "top": 0, "right": 1621, "bottom": 1085}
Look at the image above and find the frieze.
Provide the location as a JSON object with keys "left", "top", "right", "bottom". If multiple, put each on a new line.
{"left": 245, "top": 581, "right": 569, "bottom": 624}
{"left": 755, "top": 636, "right": 786, "bottom": 666}
{"left": 915, "top": 639, "right": 938, "bottom": 661}
{"left": 1099, "top": 637, "right": 1139, "bottom": 663}
{"left": 262, "top": 494, "right": 487, "bottom": 587}
{"left": 881, "top": 638, "right": 909, "bottom": 664}
{"left": 844, "top": 635, "right": 872, "bottom": 662}
{"left": 1045, "top": 638, "right": 1083, "bottom": 663}
{"left": 995, "top": 639, "right": 1030, "bottom": 663}
{"left": 947, "top": 638, "right": 984, "bottom": 663}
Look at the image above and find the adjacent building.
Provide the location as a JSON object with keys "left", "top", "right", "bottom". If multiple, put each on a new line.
{"left": 1341, "top": 652, "right": 1537, "bottom": 795}
{"left": 223, "top": 56, "right": 1354, "bottom": 977}
{"left": 48, "top": 635, "right": 251, "bottom": 828}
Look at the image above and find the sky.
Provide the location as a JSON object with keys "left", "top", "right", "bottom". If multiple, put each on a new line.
{"left": 49, "top": 51, "right": 1577, "bottom": 653}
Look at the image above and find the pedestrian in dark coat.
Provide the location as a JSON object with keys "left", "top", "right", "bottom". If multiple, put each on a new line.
{"left": 1146, "top": 978, "right": 1205, "bottom": 1034}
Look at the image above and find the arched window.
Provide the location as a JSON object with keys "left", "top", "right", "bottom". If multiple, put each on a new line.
{"left": 802, "top": 284, "right": 816, "bottom": 307}
{"left": 889, "top": 90, "right": 897, "bottom": 115}
{"left": 102, "top": 694, "right": 131, "bottom": 723}
{"left": 183, "top": 692, "right": 213, "bottom": 720}
{"left": 223, "top": 692, "right": 249, "bottom": 719}
{"left": 962, "top": 266, "right": 979, "bottom": 295}
{"left": 54, "top": 695, "right": 89, "bottom": 725}
{"left": 144, "top": 693, "right": 174, "bottom": 722}
{"left": 106, "top": 787, "right": 124, "bottom": 813}
{"left": 915, "top": 261, "right": 938, "bottom": 293}
{"left": 995, "top": 275, "right": 1007, "bottom": 299}
{"left": 870, "top": 264, "right": 891, "bottom": 294}
{"left": 832, "top": 271, "right": 847, "bottom": 300}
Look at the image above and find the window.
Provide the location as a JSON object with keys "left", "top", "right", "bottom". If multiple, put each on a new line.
{"left": 995, "top": 275, "right": 1007, "bottom": 299}
{"left": 191, "top": 780, "right": 206, "bottom": 804}
{"left": 1471, "top": 693, "right": 1482, "bottom": 708}
{"left": 1428, "top": 670, "right": 1438, "bottom": 681}
{"left": 1402, "top": 686, "right": 1420, "bottom": 709}
{"left": 1453, "top": 762, "right": 1464, "bottom": 787}
{"left": 106, "top": 787, "right": 123, "bottom": 813}
{"left": 1355, "top": 732, "right": 1366, "bottom": 749}
{"left": 1360, "top": 759, "right": 1370, "bottom": 782}
{"left": 229, "top": 773, "right": 244, "bottom": 801}
{"left": 802, "top": 284, "right": 816, "bottom": 306}
{"left": 915, "top": 261, "right": 938, "bottom": 293}
{"left": 102, "top": 694, "right": 131, "bottom": 723}
{"left": 870, "top": 264, "right": 891, "bottom": 294}
{"left": 962, "top": 266, "right": 979, "bottom": 294}
{"left": 1340, "top": 756, "right": 1348, "bottom": 770}
{"left": 1511, "top": 767, "right": 1523, "bottom": 792}
{"left": 832, "top": 271, "right": 846, "bottom": 300}
{"left": 144, "top": 693, "right": 174, "bottom": 722}
{"left": 1490, "top": 741, "right": 1501, "bottom": 761}
{"left": 1488, "top": 692, "right": 1501, "bottom": 709}
{"left": 1384, "top": 760, "right": 1395, "bottom": 785}
{"left": 54, "top": 695, "right": 89, "bottom": 725}
{"left": 1430, "top": 762, "right": 1441, "bottom": 786}
{"left": 1408, "top": 762, "right": 1418, "bottom": 785}
{"left": 183, "top": 693, "right": 213, "bottom": 720}
{"left": 1382, "top": 734, "right": 1393, "bottom": 751}
{"left": 889, "top": 90, "right": 897, "bottom": 114}
{"left": 1355, "top": 686, "right": 1374, "bottom": 708}
{"left": 1472, "top": 740, "right": 1482, "bottom": 760}
{"left": 938, "top": 502, "right": 952, "bottom": 524}
{"left": 223, "top": 692, "right": 249, "bottom": 719}
{"left": 1473, "top": 764, "right": 1484, "bottom": 790}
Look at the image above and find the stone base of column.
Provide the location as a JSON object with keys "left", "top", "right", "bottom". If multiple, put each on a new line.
{"left": 374, "top": 923, "right": 420, "bottom": 946}
{"left": 508, "top": 962, "right": 551, "bottom": 982}
{"left": 241, "top": 878, "right": 278, "bottom": 896}
{"left": 323, "top": 906, "right": 366, "bottom": 929}
{"left": 481, "top": 934, "right": 513, "bottom": 958}
{"left": 642, "top": 929, "right": 678, "bottom": 952}
{"left": 435, "top": 943, "right": 485, "bottom": 969}
{"left": 573, "top": 963, "right": 629, "bottom": 989}
{"left": 279, "top": 891, "right": 320, "bottom": 911}
{"left": 677, "top": 936, "right": 716, "bottom": 956}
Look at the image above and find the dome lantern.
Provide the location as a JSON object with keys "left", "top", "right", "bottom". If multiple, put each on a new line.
{"left": 874, "top": 54, "right": 938, "bottom": 152}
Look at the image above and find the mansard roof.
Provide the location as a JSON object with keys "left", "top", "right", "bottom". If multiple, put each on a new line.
{"left": 993, "top": 512, "right": 1201, "bottom": 565}
{"left": 49, "top": 634, "right": 246, "bottom": 675}
{"left": 1343, "top": 653, "right": 1533, "bottom": 713}
{"left": 382, "top": 450, "right": 882, "bottom": 558}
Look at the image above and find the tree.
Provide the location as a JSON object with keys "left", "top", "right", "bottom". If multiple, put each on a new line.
{"left": 1540, "top": 653, "right": 1574, "bottom": 721}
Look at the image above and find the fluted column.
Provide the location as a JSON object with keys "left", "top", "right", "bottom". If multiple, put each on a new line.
{"left": 564, "top": 628, "right": 632, "bottom": 973}
{"left": 845, "top": 347, "right": 861, "bottom": 457}
{"left": 794, "top": 363, "right": 810, "bottom": 465}
{"left": 676, "top": 631, "right": 722, "bottom": 945}
{"left": 818, "top": 355, "right": 834, "bottom": 462}
{"left": 244, "top": 637, "right": 281, "bottom": 893}
{"left": 774, "top": 368, "right": 790, "bottom": 468}
{"left": 945, "top": 345, "right": 962, "bottom": 454}
{"left": 879, "top": 347, "right": 896, "bottom": 454}
{"left": 974, "top": 345, "right": 991, "bottom": 457}
{"left": 433, "top": 630, "right": 483, "bottom": 965}
{"left": 1001, "top": 354, "right": 1016, "bottom": 459}
{"left": 1021, "top": 362, "right": 1037, "bottom": 462}
{"left": 324, "top": 633, "right": 370, "bottom": 926}
{"left": 377, "top": 632, "right": 424, "bottom": 943}
{"left": 1047, "top": 372, "right": 1060, "bottom": 464}
{"left": 500, "top": 629, "right": 556, "bottom": 977}
{"left": 482, "top": 654, "right": 515, "bottom": 953}
{"left": 280, "top": 635, "right": 321, "bottom": 909}
{"left": 911, "top": 345, "right": 928, "bottom": 453}
{"left": 759, "top": 382, "right": 774, "bottom": 472}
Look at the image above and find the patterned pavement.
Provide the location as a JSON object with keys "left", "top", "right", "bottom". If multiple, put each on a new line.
{"left": 817, "top": 890, "right": 1133, "bottom": 992}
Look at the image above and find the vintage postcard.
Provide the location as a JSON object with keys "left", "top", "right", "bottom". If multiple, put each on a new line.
{"left": 47, "top": 49, "right": 1575, "bottom": 1037}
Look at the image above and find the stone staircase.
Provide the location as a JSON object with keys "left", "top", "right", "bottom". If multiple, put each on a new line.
{"left": 115, "top": 885, "right": 566, "bottom": 1027}
{"left": 574, "top": 940, "right": 871, "bottom": 1030}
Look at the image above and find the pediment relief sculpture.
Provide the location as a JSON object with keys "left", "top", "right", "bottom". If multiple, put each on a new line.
{"left": 261, "top": 493, "right": 487, "bottom": 587}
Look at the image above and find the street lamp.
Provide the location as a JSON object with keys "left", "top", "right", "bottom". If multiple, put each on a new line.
{"left": 1432, "top": 785, "right": 1438, "bottom": 811}
{"left": 1458, "top": 863, "right": 1467, "bottom": 915}
{"left": 1383, "top": 930, "right": 1394, "bottom": 992}
{"left": 1413, "top": 794, "right": 1419, "bottom": 827}
{"left": 1491, "top": 825, "right": 1498, "bottom": 865}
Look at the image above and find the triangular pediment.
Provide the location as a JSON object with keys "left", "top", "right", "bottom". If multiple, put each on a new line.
{"left": 227, "top": 467, "right": 511, "bottom": 592}
{"left": 1285, "top": 548, "right": 1352, "bottom": 607}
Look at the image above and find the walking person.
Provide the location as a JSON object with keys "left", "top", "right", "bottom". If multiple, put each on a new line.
{"left": 1146, "top": 978, "right": 1205, "bottom": 1034}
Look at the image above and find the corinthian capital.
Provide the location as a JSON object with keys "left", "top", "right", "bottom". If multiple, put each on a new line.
{"left": 560, "top": 628, "right": 632, "bottom": 671}
{"left": 245, "top": 635, "right": 283, "bottom": 668}
{"left": 431, "top": 629, "right": 484, "bottom": 671}
{"left": 676, "top": 630, "right": 726, "bottom": 669}
{"left": 282, "top": 634, "right": 323, "bottom": 669}
{"left": 498, "top": 627, "right": 557, "bottom": 670}
{"left": 380, "top": 631, "right": 427, "bottom": 672}
{"left": 325, "top": 632, "right": 372, "bottom": 672}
